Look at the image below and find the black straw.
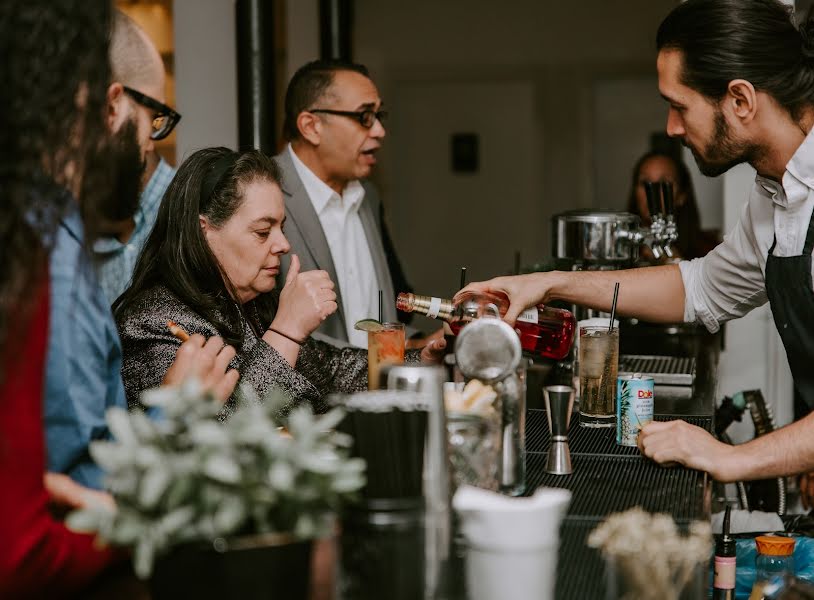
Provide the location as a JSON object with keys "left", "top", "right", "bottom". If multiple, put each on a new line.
{"left": 608, "top": 282, "right": 620, "bottom": 332}
{"left": 378, "top": 289, "right": 383, "bottom": 323}
{"left": 513, "top": 251, "right": 521, "bottom": 275}
{"left": 459, "top": 267, "right": 467, "bottom": 290}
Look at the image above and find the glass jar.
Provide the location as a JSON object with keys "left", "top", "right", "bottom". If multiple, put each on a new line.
{"left": 755, "top": 535, "right": 795, "bottom": 587}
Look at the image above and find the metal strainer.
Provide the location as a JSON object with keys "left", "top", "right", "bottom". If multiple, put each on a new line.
{"left": 454, "top": 317, "right": 522, "bottom": 383}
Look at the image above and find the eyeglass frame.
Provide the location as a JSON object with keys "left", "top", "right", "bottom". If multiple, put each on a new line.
{"left": 122, "top": 85, "right": 182, "bottom": 140}
{"left": 307, "top": 108, "right": 387, "bottom": 129}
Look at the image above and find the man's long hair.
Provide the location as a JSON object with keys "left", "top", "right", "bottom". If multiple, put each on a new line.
{"left": 658, "top": 0, "right": 814, "bottom": 121}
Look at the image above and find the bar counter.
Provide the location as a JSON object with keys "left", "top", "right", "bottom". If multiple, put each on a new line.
{"left": 517, "top": 348, "right": 718, "bottom": 599}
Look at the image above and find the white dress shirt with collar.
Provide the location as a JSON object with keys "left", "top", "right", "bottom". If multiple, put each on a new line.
{"left": 288, "top": 144, "right": 379, "bottom": 348}
{"left": 680, "top": 128, "right": 814, "bottom": 333}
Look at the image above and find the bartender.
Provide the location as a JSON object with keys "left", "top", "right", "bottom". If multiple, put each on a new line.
{"left": 459, "top": 0, "right": 814, "bottom": 488}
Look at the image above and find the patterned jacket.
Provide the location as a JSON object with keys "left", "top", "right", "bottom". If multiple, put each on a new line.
{"left": 116, "top": 284, "right": 378, "bottom": 419}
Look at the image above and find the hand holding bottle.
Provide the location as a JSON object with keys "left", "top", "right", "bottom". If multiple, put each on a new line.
{"left": 273, "top": 254, "right": 338, "bottom": 340}
{"left": 455, "top": 273, "right": 555, "bottom": 326}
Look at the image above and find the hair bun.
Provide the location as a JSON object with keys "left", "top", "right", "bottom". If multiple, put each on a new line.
{"left": 798, "top": 8, "right": 814, "bottom": 59}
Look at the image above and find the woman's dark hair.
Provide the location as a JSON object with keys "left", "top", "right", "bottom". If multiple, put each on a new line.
{"left": 113, "top": 147, "right": 284, "bottom": 347}
{"left": 657, "top": 0, "right": 814, "bottom": 121}
{"left": 627, "top": 151, "right": 705, "bottom": 260}
{"left": 0, "top": 1, "right": 113, "bottom": 358}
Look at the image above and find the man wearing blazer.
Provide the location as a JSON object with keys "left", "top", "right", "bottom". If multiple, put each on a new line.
{"left": 276, "top": 60, "right": 412, "bottom": 347}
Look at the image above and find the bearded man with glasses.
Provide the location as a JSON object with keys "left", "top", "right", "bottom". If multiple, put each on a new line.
{"left": 44, "top": 11, "right": 193, "bottom": 491}
{"left": 92, "top": 13, "right": 182, "bottom": 304}
{"left": 276, "top": 60, "right": 434, "bottom": 349}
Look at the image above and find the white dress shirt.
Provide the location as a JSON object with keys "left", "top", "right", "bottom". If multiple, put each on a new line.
{"left": 680, "top": 128, "right": 814, "bottom": 333}
{"left": 288, "top": 145, "right": 379, "bottom": 347}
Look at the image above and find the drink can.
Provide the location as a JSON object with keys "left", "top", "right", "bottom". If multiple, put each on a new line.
{"left": 616, "top": 374, "right": 654, "bottom": 446}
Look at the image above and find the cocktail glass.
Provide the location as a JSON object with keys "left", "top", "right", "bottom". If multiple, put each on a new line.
{"left": 578, "top": 326, "right": 618, "bottom": 428}
{"left": 368, "top": 323, "right": 406, "bottom": 390}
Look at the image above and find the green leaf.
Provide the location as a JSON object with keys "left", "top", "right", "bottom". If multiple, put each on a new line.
{"left": 189, "top": 421, "right": 230, "bottom": 447}
{"left": 268, "top": 462, "right": 294, "bottom": 491}
{"left": 66, "top": 508, "right": 103, "bottom": 533}
{"left": 213, "top": 496, "right": 247, "bottom": 533}
{"left": 314, "top": 408, "right": 345, "bottom": 432}
{"left": 105, "top": 408, "right": 138, "bottom": 446}
{"left": 134, "top": 536, "right": 156, "bottom": 578}
{"left": 203, "top": 454, "right": 241, "bottom": 484}
{"left": 139, "top": 466, "right": 173, "bottom": 508}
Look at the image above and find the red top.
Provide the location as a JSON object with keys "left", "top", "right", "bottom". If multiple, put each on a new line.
{"left": 0, "top": 277, "right": 116, "bottom": 598}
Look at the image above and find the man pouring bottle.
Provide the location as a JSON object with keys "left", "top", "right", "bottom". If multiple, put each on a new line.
{"left": 461, "top": 0, "right": 814, "bottom": 491}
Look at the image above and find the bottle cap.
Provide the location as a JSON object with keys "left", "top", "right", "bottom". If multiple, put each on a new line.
{"left": 755, "top": 535, "right": 796, "bottom": 556}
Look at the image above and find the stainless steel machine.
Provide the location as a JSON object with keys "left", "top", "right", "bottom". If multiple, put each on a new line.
{"left": 551, "top": 180, "right": 678, "bottom": 271}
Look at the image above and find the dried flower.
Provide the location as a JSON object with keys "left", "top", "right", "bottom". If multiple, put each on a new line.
{"left": 587, "top": 507, "right": 711, "bottom": 600}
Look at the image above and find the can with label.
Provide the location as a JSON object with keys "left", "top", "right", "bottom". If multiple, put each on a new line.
{"left": 616, "top": 374, "right": 654, "bottom": 446}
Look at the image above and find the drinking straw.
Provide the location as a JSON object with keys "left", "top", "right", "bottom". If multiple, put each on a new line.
{"left": 459, "top": 266, "right": 467, "bottom": 290}
{"left": 608, "top": 282, "right": 620, "bottom": 332}
{"left": 378, "top": 289, "right": 383, "bottom": 323}
{"left": 513, "top": 250, "right": 521, "bottom": 275}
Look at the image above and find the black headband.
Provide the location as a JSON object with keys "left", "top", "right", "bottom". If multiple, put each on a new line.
{"left": 200, "top": 152, "right": 240, "bottom": 209}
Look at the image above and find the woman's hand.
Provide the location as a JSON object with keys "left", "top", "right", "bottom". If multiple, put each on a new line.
{"left": 419, "top": 337, "right": 447, "bottom": 364}
{"left": 44, "top": 473, "right": 115, "bottom": 512}
{"left": 164, "top": 334, "right": 239, "bottom": 402}
{"left": 273, "top": 254, "right": 338, "bottom": 340}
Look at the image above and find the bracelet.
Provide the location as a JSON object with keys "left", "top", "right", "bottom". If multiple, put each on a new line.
{"left": 268, "top": 327, "right": 305, "bottom": 346}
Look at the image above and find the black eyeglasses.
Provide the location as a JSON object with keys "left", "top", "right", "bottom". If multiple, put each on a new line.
{"left": 308, "top": 108, "right": 387, "bottom": 129}
{"left": 123, "top": 86, "right": 182, "bottom": 140}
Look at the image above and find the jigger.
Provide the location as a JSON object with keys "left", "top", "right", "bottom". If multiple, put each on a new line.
{"left": 543, "top": 385, "right": 575, "bottom": 475}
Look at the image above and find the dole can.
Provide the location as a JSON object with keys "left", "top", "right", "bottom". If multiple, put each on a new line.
{"left": 616, "top": 374, "right": 654, "bottom": 447}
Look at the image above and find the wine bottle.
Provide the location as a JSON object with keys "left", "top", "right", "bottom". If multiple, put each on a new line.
{"left": 396, "top": 290, "right": 576, "bottom": 360}
{"left": 713, "top": 505, "right": 736, "bottom": 600}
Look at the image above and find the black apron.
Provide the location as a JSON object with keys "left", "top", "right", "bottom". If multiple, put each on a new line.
{"left": 765, "top": 206, "right": 814, "bottom": 408}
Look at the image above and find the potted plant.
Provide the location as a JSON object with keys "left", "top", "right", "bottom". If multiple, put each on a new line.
{"left": 67, "top": 381, "right": 365, "bottom": 600}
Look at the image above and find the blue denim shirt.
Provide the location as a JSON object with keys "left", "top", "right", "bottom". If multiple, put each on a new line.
{"left": 44, "top": 207, "right": 127, "bottom": 490}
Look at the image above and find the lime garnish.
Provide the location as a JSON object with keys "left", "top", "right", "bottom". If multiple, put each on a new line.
{"left": 354, "top": 318, "right": 384, "bottom": 332}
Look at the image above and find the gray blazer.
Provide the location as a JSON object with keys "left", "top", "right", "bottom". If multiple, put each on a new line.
{"left": 116, "top": 285, "right": 371, "bottom": 420}
{"left": 274, "top": 149, "right": 398, "bottom": 344}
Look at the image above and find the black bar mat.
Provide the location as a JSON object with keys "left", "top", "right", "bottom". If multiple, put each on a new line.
{"left": 524, "top": 453, "right": 706, "bottom": 523}
{"left": 525, "top": 409, "right": 712, "bottom": 456}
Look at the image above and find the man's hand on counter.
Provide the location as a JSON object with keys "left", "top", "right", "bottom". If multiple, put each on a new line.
{"left": 638, "top": 419, "right": 738, "bottom": 482}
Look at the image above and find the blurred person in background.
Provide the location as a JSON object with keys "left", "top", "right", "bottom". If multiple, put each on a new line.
{"left": 276, "top": 59, "right": 427, "bottom": 348}
{"left": 93, "top": 10, "right": 180, "bottom": 305}
{"left": 43, "top": 10, "right": 200, "bottom": 492}
{"left": 0, "top": 2, "right": 125, "bottom": 596}
{"left": 627, "top": 150, "right": 719, "bottom": 263}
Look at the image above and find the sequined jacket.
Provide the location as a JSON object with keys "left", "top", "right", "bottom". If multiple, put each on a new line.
{"left": 116, "top": 284, "right": 389, "bottom": 419}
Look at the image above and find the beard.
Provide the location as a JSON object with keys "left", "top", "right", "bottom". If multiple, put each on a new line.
{"left": 95, "top": 118, "right": 145, "bottom": 223}
{"left": 684, "top": 109, "right": 760, "bottom": 177}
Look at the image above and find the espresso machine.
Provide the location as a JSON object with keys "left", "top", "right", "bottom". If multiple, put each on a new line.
{"left": 543, "top": 181, "right": 706, "bottom": 412}
{"left": 552, "top": 181, "right": 677, "bottom": 276}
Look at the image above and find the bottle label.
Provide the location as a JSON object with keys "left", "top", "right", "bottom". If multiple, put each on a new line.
{"left": 713, "top": 556, "right": 736, "bottom": 589}
{"left": 517, "top": 308, "right": 537, "bottom": 324}
{"left": 426, "top": 297, "right": 443, "bottom": 319}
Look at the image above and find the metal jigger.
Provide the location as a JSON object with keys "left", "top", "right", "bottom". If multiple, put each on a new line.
{"left": 543, "top": 385, "right": 575, "bottom": 475}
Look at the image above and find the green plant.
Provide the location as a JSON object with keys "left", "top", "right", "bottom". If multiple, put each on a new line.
{"left": 67, "top": 381, "right": 365, "bottom": 578}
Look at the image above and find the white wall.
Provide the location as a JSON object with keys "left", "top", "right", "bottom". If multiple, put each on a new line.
{"left": 351, "top": 0, "right": 680, "bottom": 286}
{"left": 173, "top": 0, "right": 238, "bottom": 160}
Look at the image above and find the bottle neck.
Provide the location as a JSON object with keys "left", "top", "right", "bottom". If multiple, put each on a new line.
{"left": 397, "top": 293, "right": 454, "bottom": 320}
